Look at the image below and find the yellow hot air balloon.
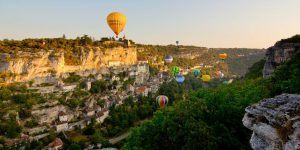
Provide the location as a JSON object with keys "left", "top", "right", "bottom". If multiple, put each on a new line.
{"left": 202, "top": 75, "right": 211, "bottom": 82}
{"left": 107, "top": 12, "right": 127, "bottom": 38}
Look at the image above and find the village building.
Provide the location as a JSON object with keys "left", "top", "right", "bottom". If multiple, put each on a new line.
{"left": 136, "top": 86, "right": 149, "bottom": 97}
{"left": 4, "top": 134, "right": 30, "bottom": 148}
{"left": 53, "top": 121, "right": 68, "bottom": 132}
{"left": 61, "top": 84, "right": 77, "bottom": 92}
{"left": 83, "top": 108, "right": 96, "bottom": 118}
{"left": 58, "top": 111, "right": 68, "bottom": 122}
{"left": 46, "top": 138, "right": 63, "bottom": 150}
{"left": 95, "top": 108, "right": 109, "bottom": 123}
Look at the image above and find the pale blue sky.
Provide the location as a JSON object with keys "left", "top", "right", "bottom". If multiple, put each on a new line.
{"left": 0, "top": 0, "right": 299, "bottom": 48}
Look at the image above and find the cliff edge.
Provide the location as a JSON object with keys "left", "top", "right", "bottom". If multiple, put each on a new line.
{"left": 243, "top": 94, "right": 300, "bottom": 150}
{"left": 263, "top": 35, "right": 300, "bottom": 78}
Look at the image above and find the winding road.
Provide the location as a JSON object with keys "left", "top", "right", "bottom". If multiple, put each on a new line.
{"left": 109, "top": 132, "right": 130, "bottom": 145}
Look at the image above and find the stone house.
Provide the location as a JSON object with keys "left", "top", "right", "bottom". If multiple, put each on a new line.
{"left": 95, "top": 109, "right": 109, "bottom": 123}
{"left": 136, "top": 86, "right": 149, "bottom": 97}
{"left": 31, "top": 105, "right": 66, "bottom": 125}
{"left": 58, "top": 111, "right": 68, "bottom": 122}
{"left": 25, "top": 126, "right": 48, "bottom": 135}
{"left": 4, "top": 134, "right": 30, "bottom": 148}
{"left": 61, "top": 84, "right": 77, "bottom": 92}
{"left": 112, "top": 75, "right": 120, "bottom": 81}
{"left": 83, "top": 108, "right": 95, "bottom": 118}
{"left": 54, "top": 121, "right": 68, "bottom": 132}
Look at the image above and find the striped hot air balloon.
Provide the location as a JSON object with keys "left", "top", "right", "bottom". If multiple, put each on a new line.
{"left": 156, "top": 95, "right": 169, "bottom": 108}
{"left": 164, "top": 55, "right": 173, "bottom": 63}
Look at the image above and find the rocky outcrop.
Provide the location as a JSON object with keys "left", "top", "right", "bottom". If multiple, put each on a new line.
{"left": 243, "top": 94, "right": 300, "bottom": 150}
{"left": 0, "top": 46, "right": 137, "bottom": 84}
{"left": 263, "top": 42, "right": 300, "bottom": 78}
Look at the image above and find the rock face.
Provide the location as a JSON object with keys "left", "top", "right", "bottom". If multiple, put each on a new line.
{"left": 263, "top": 42, "right": 300, "bottom": 78}
{"left": 243, "top": 94, "right": 300, "bottom": 150}
{"left": 0, "top": 46, "right": 137, "bottom": 84}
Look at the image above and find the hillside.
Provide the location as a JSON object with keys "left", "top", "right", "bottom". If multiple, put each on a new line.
{"left": 124, "top": 35, "right": 300, "bottom": 150}
{"left": 137, "top": 45, "right": 265, "bottom": 77}
{"left": 0, "top": 36, "right": 265, "bottom": 85}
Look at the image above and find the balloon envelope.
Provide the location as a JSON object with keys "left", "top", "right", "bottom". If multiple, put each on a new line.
{"left": 202, "top": 75, "right": 211, "bottom": 82}
{"left": 219, "top": 53, "right": 228, "bottom": 60}
{"left": 216, "top": 71, "right": 224, "bottom": 79}
{"left": 192, "top": 69, "right": 201, "bottom": 77}
{"left": 164, "top": 56, "right": 173, "bottom": 63}
{"left": 107, "top": 12, "right": 127, "bottom": 37}
{"left": 156, "top": 95, "right": 169, "bottom": 108}
{"left": 170, "top": 66, "right": 180, "bottom": 77}
{"left": 176, "top": 75, "right": 185, "bottom": 84}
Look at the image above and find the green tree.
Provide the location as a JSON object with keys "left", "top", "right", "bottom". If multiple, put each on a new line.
{"left": 68, "top": 144, "right": 81, "bottom": 150}
{"left": 90, "top": 80, "right": 107, "bottom": 94}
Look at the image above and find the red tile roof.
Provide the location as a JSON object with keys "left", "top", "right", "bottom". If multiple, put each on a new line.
{"left": 58, "top": 111, "right": 66, "bottom": 116}
{"left": 47, "top": 138, "right": 63, "bottom": 149}
{"left": 136, "top": 86, "right": 146, "bottom": 93}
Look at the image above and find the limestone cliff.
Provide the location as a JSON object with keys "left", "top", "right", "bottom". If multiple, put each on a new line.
{"left": 0, "top": 46, "right": 137, "bottom": 84}
{"left": 263, "top": 40, "right": 300, "bottom": 78}
{"left": 243, "top": 94, "right": 300, "bottom": 150}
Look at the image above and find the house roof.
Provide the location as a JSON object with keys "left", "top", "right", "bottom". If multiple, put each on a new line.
{"left": 136, "top": 86, "right": 146, "bottom": 93}
{"left": 4, "top": 135, "right": 29, "bottom": 147}
{"left": 58, "top": 111, "right": 67, "bottom": 116}
{"left": 47, "top": 138, "right": 63, "bottom": 148}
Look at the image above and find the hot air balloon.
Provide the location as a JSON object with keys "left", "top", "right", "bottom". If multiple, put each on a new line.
{"left": 164, "top": 56, "right": 173, "bottom": 63}
{"left": 176, "top": 75, "right": 185, "bottom": 84}
{"left": 216, "top": 71, "right": 224, "bottom": 79}
{"left": 176, "top": 41, "right": 179, "bottom": 46}
{"left": 156, "top": 95, "right": 169, "bottom": 108}
{"left": 202, "top": 75, "right": 211, "bottom": 82}
{"left": 107, "top": 12, "right": 127, "bottom": 38}
{"left": 192, "top": 69, "right": 201, "bottom": 77}
{"left": 170, "top": 66, "right": 180, "bottom": 77}
{"left": 223, "top": 81, "right": 229, "bottom": 85}
{"left": 219, "top": 53, "right": 228, "bottom": 60}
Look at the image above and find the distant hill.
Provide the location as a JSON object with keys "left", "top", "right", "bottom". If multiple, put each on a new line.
{"left": 137, "top": 45, "right": 266, "bottom": 77}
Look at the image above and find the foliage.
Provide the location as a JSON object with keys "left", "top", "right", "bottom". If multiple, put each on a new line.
{"left": 12, "top": 93, "right": 46, "bottom": 108}
{"left": 90, "top": 80, "right": 108, "bottom": 94}
{"left": 102, "top": 96, "right": 155, "bottom": 137}
{"left": 24, "top": 120, "right": 38, "bottom": 128}
{"left": 91, "top": 130, "right": 111, "bottom": 147}
{"left": 244, "top": 59, "right": 265, "bottom": 79}
{"left": 279, "top": 34, "right": 300, "bottom": 43}
{"left": 0, "top": 119, "right": 22, "bottom": 138}
{"left": 149, "top": 65, "right": 159, "bottom": 76}
{"left": 269, "top": 52, "right": 300, "bottom": 95}
{"left": 68, "top": 131, "right": 89, "bottom": 144}
{"left": 68, "top": 144, "right": 81, "bottom": 150}
{"left": 124, "top": 50, "right": 300, "bottom": 149}
{"left": 63, "top": 73, "right": 81, "bottom": 83}
{"left": 125, "top": 78, "right": 270, "bottom": 150}
{"left": 158, "top": 80, "right": 184, "bottom": 104}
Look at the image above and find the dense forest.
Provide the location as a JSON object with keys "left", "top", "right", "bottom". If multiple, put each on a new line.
{"left": 123, "top": 47, "right": 300, "bottom": 149}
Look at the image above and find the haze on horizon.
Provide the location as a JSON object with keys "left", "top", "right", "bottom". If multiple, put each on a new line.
{"left": 0, "top": 0, "right": 299, "bottom": 48}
